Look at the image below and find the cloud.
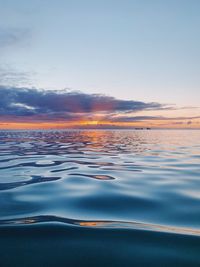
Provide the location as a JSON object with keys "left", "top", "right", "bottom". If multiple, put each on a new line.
{"left": 0, "top": 27, "right": 30, "bottom": 48}
{"left": 0, "top": 66, "right": 33, "bottom": 87}
{"left": 0, "top": 86, "right": 198, "bottom": 128}
{"left": 0, "top": 28, "right": 33, "bottom": 86}
{"left": 108, "top": 115, "right": 200, "bottom": 123}
{"left": 0, "top": 86, "right": 167, "bottom": 122}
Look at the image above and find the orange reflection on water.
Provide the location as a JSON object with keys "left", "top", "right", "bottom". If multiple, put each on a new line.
{"left": 79, "top": 221, "right": 105, "bottom": 227}
{"left": 78, "top": 129, "right": 108, "bottom": 149}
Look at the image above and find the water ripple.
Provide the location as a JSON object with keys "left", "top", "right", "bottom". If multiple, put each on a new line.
{"left": 1, "top": 130, "right": 200, "bottom": 266}
{"left": 1, "top": 215, "right": 200, "bottom": 237}
{"left": 0, "top": 175, "right": 60, "bottom": 191}
{"left": 69, "top": 173, "right": 115, "bottom": 180}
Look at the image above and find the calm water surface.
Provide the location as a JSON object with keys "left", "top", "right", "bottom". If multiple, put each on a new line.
{"left": 0, "top": 130, "right": 200, "bottom": 266}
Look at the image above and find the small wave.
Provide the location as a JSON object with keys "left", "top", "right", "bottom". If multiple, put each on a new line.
{"left": 69, "top": 173, "right": 115, "bottom": 180}
{"left": 1, "top": 215, "right": 200, "bottom": 237}
{"left": 0, "top": 175, "right": 60, "bottom": 191}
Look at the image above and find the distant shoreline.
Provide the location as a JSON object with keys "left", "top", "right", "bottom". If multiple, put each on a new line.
{"left": 0, "top": 128, "right": 200, "bottom": 131}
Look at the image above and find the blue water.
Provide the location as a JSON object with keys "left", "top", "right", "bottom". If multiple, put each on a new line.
{"left": 0, "top": 130, "right": 200, "bottom": 266}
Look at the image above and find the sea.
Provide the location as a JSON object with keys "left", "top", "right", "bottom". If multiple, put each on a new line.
{"left": 0, "top": 129, "right": 200, "bottom": 267}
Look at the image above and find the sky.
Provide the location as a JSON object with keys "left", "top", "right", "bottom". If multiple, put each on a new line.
{"left": 0, "top": 0, "right": 199, "bottom": 129}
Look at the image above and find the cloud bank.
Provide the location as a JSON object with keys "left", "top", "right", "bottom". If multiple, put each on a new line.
{"left": 0, "top": 86, "right": 164, "bottom": 121}
{"left": 0, "top": 86, "right": 199, "bottom": 128}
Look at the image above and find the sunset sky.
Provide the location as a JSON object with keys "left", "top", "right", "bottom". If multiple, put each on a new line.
{"left": 0, "top": 0, "right": 199, "bottom": 129}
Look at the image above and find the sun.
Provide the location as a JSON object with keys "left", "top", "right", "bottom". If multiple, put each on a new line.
{"left": 86, "top": 120, "right": 99, "bottom": 126}
{"left": 80, "top": 120, "right": 99, "bottom": 126}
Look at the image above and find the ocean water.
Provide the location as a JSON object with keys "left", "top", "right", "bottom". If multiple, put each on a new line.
{"left": 0, "top": 129, "right": 200, "bottom": 267}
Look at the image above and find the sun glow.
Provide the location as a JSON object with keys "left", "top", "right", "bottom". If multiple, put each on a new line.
{"left": 82, "top": 120, "right": 99, "bottom": 126}
{"left": 0, "top": 117, "right": 200, "bottom": 130}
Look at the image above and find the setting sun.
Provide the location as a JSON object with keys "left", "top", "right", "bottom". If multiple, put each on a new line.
{"left": 82, "top": 120, "right": 99, "bottom": 126}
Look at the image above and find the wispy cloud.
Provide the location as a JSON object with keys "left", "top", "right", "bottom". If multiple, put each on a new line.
{"left": 0, "top": 66, "right": 34, "bottom": 87}
{"left": 108, "top": 115, "right": 200, "bottom": 123}
{"left": 0, "top": 27, "right": 33, "bottom": 87}
{"left": 0, "top": 27, "right": 30, "bottom": 48}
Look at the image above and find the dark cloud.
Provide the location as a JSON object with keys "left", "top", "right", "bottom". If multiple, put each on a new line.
{"left": 0, "top": 86, "right": 166, "bottom": 121}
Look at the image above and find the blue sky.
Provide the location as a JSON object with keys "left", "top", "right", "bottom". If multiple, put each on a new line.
{"left": 0, "top": 0, "right": 200, "bottom": 128}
